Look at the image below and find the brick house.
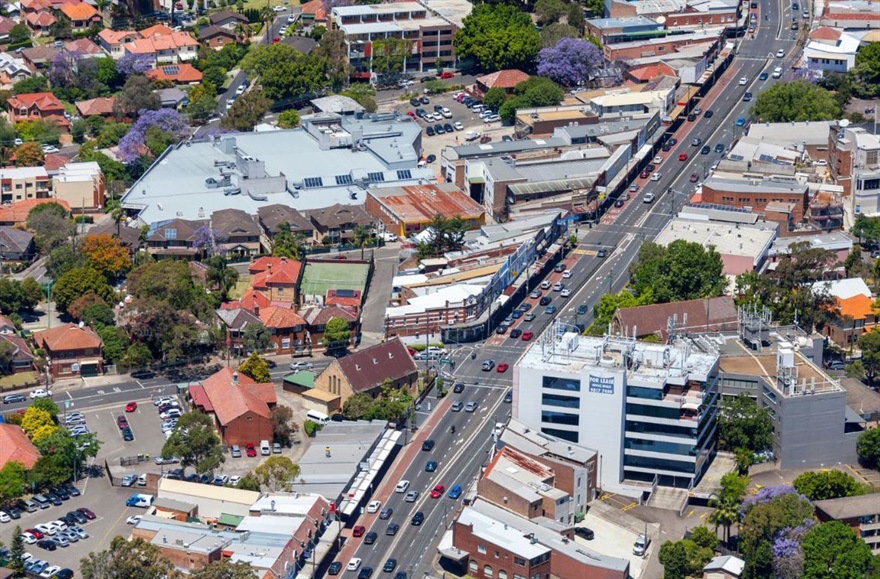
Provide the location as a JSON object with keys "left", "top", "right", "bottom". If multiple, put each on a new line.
{"left": 300, "top": 305, "right": 358, "bottom": 349}
{"left": 249, "top": 256, "right": 303, "bottom": 306}
{"left": 189, "top": 367, "right": 276, "bottom": 446}
{"left": 25, "top": 10, "right": 56, "bottom": 35}
{"left": 7, "top": 92, "right": 66, "bottom": 126}
{"left": 306, "top": 204, "right": 373, "bottom": 245}
{"left": 33, "top": 323, "right": 104, "bottom": 378}
{"left": 214, "top": 307, "right": 261, "bottom": 354}
{"left": 312, "top": 338, "right": 417, "bottom": 411}
{"left": 146, "top": 218, "right": 207, "bottom": 259}
{"left": 146, "top": 63, "right": 203, "bottom": 84}
{"left": 198, "top": 25, "right": 237, "bottom": 49}
{"left": 208, "top": 9, "right": 248, "bottom": 28}
{"left": 256, "top": 204, "right": 314, "bottom": 253}
{"left": 0, "top": 424, "right": 41, "bottom": 470}
{"left": 75, "top": 96, "right": 116, "bottom": 118}
{"left": 211, "top": 208, "right": 261, "bottom": 257}
{"left": 474, "top": 69, "right": 530, "bottom": 97}
{"left": 258, "top": 306, "right": 308, "bottom": 355}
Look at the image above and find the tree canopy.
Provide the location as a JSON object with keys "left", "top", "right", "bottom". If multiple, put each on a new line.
{"left": 238, "top": 352, "right": 271, "bottom": 383}
{"left": 629, "top": 240, "right": 725, "bottom": 303}
{"left": 253, "top": 455, "right": 301, "bottom": 492}
{"left": 416, "top": 214, "right": 469, "bottom": 258}
{"left": 801, "top": 521, "right": 874, "bottom": 579}
{"left": 220, "top": 90, "right": 272, "bottom": 131}
{"left": 718, "top": 393, "right": 774, "bottom": 457}
{"left": 739, "top": 486, "right": 815, "bottom": 579}
{"left": 751, "top": 80, "right": 842, "bottom": 122}
{"left": 53, "top": 266, "right": 115, "bottom": 314}
{"left": 161, "top": 411, "right": 225, "bottom": 474}
{"left": 537, "top": 37, "right": 603, "bottom": 87}
{"left": 856, "top": 427, "right": 880, "bottom": 470}
{"left": 792, "top": 470, "right": 865, "bottom": 501}
{"left": 454, "top": 4, "right": 540, "bottom": 72}
{"left": 240, "top": 44, "right": 329, "bottom": 101}
{"left": 80, "top": 536, "right": 175, "bottom": 579}
{"left": 322, "top": 316, "right": 351, "bottom": 352}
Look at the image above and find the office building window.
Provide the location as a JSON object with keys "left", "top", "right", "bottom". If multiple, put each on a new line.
{"left": 542, "top": 427, "right": 578, "bottom": 443}
{"left": 542, "top": 411, "right": 579, "bottom": 426}
{"left": 543, "top": 376, "right": 580, "bottom": 392}
{"left": 542, "top": 393, "right": 580, "bottom": 409}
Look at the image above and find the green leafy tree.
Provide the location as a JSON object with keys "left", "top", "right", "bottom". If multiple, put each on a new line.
{"left": 860, "top": 330, "right": 880, "bottom": 385}
{"left": 792, "top": 470, "right": 865, "bottom": 500}
{"left": 630, "top": 240, "right": 725, "bottom": 303}
{"left": 339, "top": 83, "right": 378, "bottom": 112}
{"left": 322, "top": 316, "right": 351, "bottom": 352}
{"left": 857, "top": 427, "right": 880, "bottom": 470}
{"left": 751, "top": 80, "right": 842, "bottom": 122}
{"left": 845, "top": 360, "right": 867, "bottom": 381}
{"left": 718, "top": 393, "right": 774, "bottom": 456}
{"left": 26, "top": 201, "right": 75, "bottom": 253}
{"left": 272, "top": 222, "right": 304, "bottom": 259}
{"left": 80, "top": 536, "right": 175, "bottom": 579}
{"left": 190, "top": 560, "right": 258, "bottom": 579}
{"left": 482, "top": 87, "right": 507, "bottom": 111}
{"left": 31, "top": 396, "right": 59, "bottom": 418}
{"left": 852, "top": 214, "right": 880, "bottom": 246}
{"left": 277, "top": 109, "right": 301, "bottom": 128}
{"left": 9, "top": 24, "right": 31, "bottom": 45}
{"left": 253, "top": 455, "right": 301, "bottom": 492}
{"left": 454, "top": 4, "right": 541, "bottom": 72}
{"left": 658, "top": 540, "right": 689, "bottom": 579}
{"left": 801, "top": 520, "right": 874, "bottom": 579}
{"left": 220, "top": 89, "right": 272, "bottom": 131}
{"left": 240, "top": 43, "right": 329, "bottom": 101}
{"left": 9, "top": 526, "right": 26, "bottom": 575}
{"left": 709, "top": 473, "right": 748, "bottom": 543}
{"left": 535, "top": 0, "right": 564, "bottom": 25}
{"left": 83, "top": 301, "right": 116, "bottom": 327}
{"left": 313, "top": 29, "right": 349, "bottom": 90}
{"left": 113, "top": 75, "right": 161, "bottom": 118}
{"left": 566, "top": 3, "right": 586, "bottom": 33}
{"left": 740, "top": 489, "right": 815, "bottom": 579}
{"left": 352, "top": 224, "right": 372, "bottom": 259}
{"left": 237, "top": 352, "right": 271, "bottom": 382}
{"left": 0, "top": 461, "right": 27, "bottom": 502}
{"left": 342, "top": 391, "right": 375, "bottom": 420}
{"left": 53, "top": 266, "right": 114, "bottom": 314}
{"left": 371, "top": 37, "right": 408, "bottom": 78}
{"left": 271, "top": 404, "right": 298, "bottom": 447}
{"left": 126, "top": 342, "right": 154, "bottom": 369}
{"left": 235, "top": 472, "right": 261, "bottom": 491}
{"left": 15, "top": 141, "right": 44, "bottom": 166}
{"left": 99, "top": 326, "right": 130, "bottom": 363}
{"left": 161, "top": 411, "right": 225, "bottom": 474}
{"left": 13, "top": 76, "right": 48, "bottom": 95}
{"left": 587, "top": 289, "right": 654, "bottom": 335}
{"left": 205, "top": 255, "right": 239, "bottom": 302}
{"left": 416, "top": 214, "right": 468, "bottom": 258}
{"left": 31, "top": 428, "right": 99, "bottom": 486}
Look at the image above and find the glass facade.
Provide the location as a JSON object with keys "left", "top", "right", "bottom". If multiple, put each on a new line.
{"left": 542, "top": 427, "right": 578, "bottom": 443}
{"left": 542, "top": 393, "right": 580, "bottom": 409}
{"left": 542, "top": 376, "right": 580, "bottom": 392}
{"left": 541, "top": 410, "right": 579, "bottom": 426}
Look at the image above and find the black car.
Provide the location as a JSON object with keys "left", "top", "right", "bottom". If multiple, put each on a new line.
{"left": 328, "top": 562, "right": 343, "bottom": 576}
{"left": 131, "top": 369, "right": 155, "bottom": 380}
{"left": 185, "top": 473, "right": 199, "bottom": 483}
{"left": 668, "top": 138, "right": 678, "bottom": 146}
{"left": 37, "top": 539, "right": 57, "bottom": 551}
{"left": 661, "top": 142, "right": 672, "bottom": 152}
{"left": 379, "top": 507, "right": 393, "bottom": 520}
{"left": 122, "top": 428, "right": 134, "bottom": 441}
{"left": 495, "top": 326, "right": 507, "bottom": 335}
{"left": 61, "top": 513, "right": 78, "bottom": 526}
{"left": 409, "top": 98, "right": 420, "bottom": 107}
{"left": 714, "top": 143, "right": 725, "bottom": 153}
{"left": 55, "top": 571, "right": 74, "bottom": 579}
{"left": 453, "top": 383, "right": 465, "bottom": 393}
{"left": 67, "top": 510, "right": 87, "bottom": 524}
{"left": 363, "top": 531, "right": 378, "bottom": 545}
{"left": 421, "top": 439, "right": 435, "bottom": 451}
{"left": 419, "top": 96, "right": 429, "bottom": 105}
{"left": 577, "top": 304, "right": 589, "bottom": 315}
{"left": 425, "top": 461, "right": 437, "bottom": 472}
{"left": 503, "top": 391, "right": 513, "bottom": 403}
{"left": 45, "top": 493, "right": 62, "bottom": 506}
{"left": 510, "top": 329, "right": 522, "bottom": 339}
{"left": 411, "top": 511, "right": 425, "bottom": 526}
{"left": 574, "top": 527, "right": 595, "bottom": 540}
{"left": 704, "top": 109, "right": 714, "bottom": 118}
{"left": 425, "top": 126, "right": 434, "bottom": 137}
{"left": 52, "top": 486, "right": 70, "bottom": 500}
{"left": 386, "top": 523, "right": 400, "bottom": 536}
{"left": 199, "top": 473, "right": 212, "bottom": 484}
{"left": 63, "top": 483, "right": 80, "bottom": 497}
{"left": 2, "top": 507, "right": 20, "bottom": 519}
{"left": 2, "top": 394, "right": 26, "bottom": 404}
{"left": 395, "top": 573, "right": 407, "bottom": 579}
{"left": 357, "top": 567, "right": 374, "bottom": 579}
{"left": 701, "top": 145, "right": 710, "bottom": 155}
{"left": 383, "top": 559, "right": 397, "bottom": 573}
{"left": 614, "top": 198, "right": 624, "bottom": 207}
{"left": 444, "top": 123, "right": 454, "bottom": 133}
{"left": 539, "top": 296, "right": 551, "bottom": 306}
{"left": 645, "top": 164, "right": 655, "bottom": 172}
{"left": 415, "top": 108, "right": 426, "bottom": 117}
{"left": 434, "top": 124, "right": 445, "bottom": 134}
{"left": 687, "top": 113, "right": 696, "bottom": 122}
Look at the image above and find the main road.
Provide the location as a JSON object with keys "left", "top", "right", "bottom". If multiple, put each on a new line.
{"left": 337, "top": 0, "right": 801, "bottom": 575}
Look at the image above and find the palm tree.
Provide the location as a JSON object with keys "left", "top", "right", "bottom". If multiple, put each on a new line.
{"left": 352, "top": 225, "right": 372, "bottom": 259}
{"left": 708, "top": 495, "right": 740, "bottom": 545}
{"left": 260, "top": 5, "right": 274, "bottom": 44}
{"left": 234, "top": 21, "right": 251, "bottom": 44}
{"left": 106, "top": 197, "right": 125, "bottom": 237}
{"left": 206, "top": 255, "right": 239, "bottom": 302}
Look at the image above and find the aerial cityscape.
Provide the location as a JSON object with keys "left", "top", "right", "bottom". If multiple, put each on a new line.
{"left": 0, "top": 0, "right": 879, "bottom": 577}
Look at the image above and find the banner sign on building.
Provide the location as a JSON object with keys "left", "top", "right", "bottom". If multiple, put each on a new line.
{"left": 588, "top": 374, "right": 615, "bottom": 395}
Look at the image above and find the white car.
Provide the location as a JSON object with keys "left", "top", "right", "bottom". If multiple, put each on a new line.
{"left": 644, "top": 192, "right": 655, "bottom": 203}
{"left": 0, "top": 510, "right": 10, "bottom": 522}
{"left": 35, "top": 524, "right": 55, "bottom": 536}
{"left": 127, "top": 515, "right": 142, "bottom": 525}
{"left": 366, "top": 500, "right": 381, "bottom": 513}
{"left": 160, "top": 408, "right": 182, "bottom": 420}
{"left": 50, "top": 520, "right": 68, "bottom": 531}
{"left": 560, "top": 289, "right": 572, "bottom": 298}
{"left": 40, "top": 566, "right": 61, "bottom": 578}
{"left": 738, "top": 76, "right": 748, "bottom": 85}
{"left": 154, "top": 396, "right": 174, "bottom": 406}
{"left": 652, "top": 156, "right": 663, "bottom": 164}
{"left": 453, "top": 121, "right": 463, "bottom": 130}
{"left": 440, "top": 107, "right": 452, "bottom": 118}
{"left": 651, "top": 173, "right": 662, "bottom": 182}
{"left": 395, "top": 480, "right": 410, "bottom": 493}
{"left": 287, "top": 13, "right": 296, "bottom": 23}
{"left": 41, "top": 145, "right": 59, "bottom": 154}
{"left": 235, "top": 85, "right": 246, "bottom": 95}
{"left": 228, "top": 475, "right": 242, "bottom": 486}
{"left": 20, "top": 532, "right": 36, "bottom": 544}
{"left": 484, "top": 114, "right": 500, "bottom": 123}
{"left": 540, "top": 280, "right": 552, "bottom": 290}
{"left": 562, "top": 270, "right": 572, "bottom": 279}
{"left": 272, "top": 4, "right": 284, "bottom": 11}
{"left": 346, "top": 558, "right": 362, "bottom": 572}
{"left": 290, "top": 361, "right": 314, "bottom": 371}
{"left": 776, "top": 49, "right": 785, "bottom": 58}
{"left": 29, "top": 389, "right": 50, "bottom": 399}
{"left": 772, "top": 67, "right": 782, "bottom": 78}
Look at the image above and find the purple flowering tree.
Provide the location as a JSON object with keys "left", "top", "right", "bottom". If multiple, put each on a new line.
{"left": 793, "top": 61, "right": 823, "bottom": 84}
{"left": 192, "top": 224, "right": 227, "bottom": 257}
{"left": 537, "top": 37, "right": 604, "bottom": 87}
{"left": 117, "top": 53, "right": 154, "bottom": 77}
{"left": 117, "top": 109, "right": 191, "bottom": 164}
{"left": 771, "top": 521, "right": 814, "bottom": 579}
{"left": 740, "top": 484, "right": 806, "bottom": 513}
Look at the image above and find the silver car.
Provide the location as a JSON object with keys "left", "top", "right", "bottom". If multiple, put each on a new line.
{"left": 465, "top": 401, "right": 478, "bottom": 413}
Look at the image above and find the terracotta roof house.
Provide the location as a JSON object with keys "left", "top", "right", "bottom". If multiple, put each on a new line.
{"left": 215, "top": 306, "right": 262, "bottom": 353}
{"left": 300, "top": 0, "right": 327, "bottom": 23}
{"left": 43, "top": 152, "right": 74, "bottom": 172}
{"left": 256, "top": 204, "right": 315, "bottom": 248}
{"left": 0, "top": 314, "right": 16, "bottom": 333}
{"left": 313, "top": 338, "right": 418, "bottom": 412}
{"left": 249, "top": 256, "right": 303, "bottom": 305}
{"left": 198, "top": 24, "right": 237, "bottom": 49}
{"left": 97, "top": 28, "right": 140, "bottom": 57}
{"left": 25, "top": 10, "right": 56, "bottom": 35}
{"left": 20, "top": 46, "right": 60, "bottom": 69}
{"left": 325, "top": 289, "right": 363, "bottom": 309}
{"left": 141, "top": 23, "right": 174, "bottom": 37}
{"left": 0, "top": 15, "right": 16, "bottom": 38}
{"left": 0, "top": 198, "right": 70, "bottom": 226}
{"left": 146, "top": 218, "right": 207, "bottom": 259}
{"left": 211, "top": 208, "right": 261, "bottom": 257}
{"left": 0, "top": 424, "right": 41, "bottom": 470}
{"left": 823, "top": 293, "right": 878, "bottom": 347}
{"left": 33, "top": 323, "right": 103, "bottom": 378}
{"left": 475, "top": 69, "right": 530, "bottom": 96}
{"left": 146, "top": 63, "right": 203, "bottom": 84}
{"left": 191, "top": 367, "right": 277, "bottom": 446}
{"left": 306, "top": 204, "right": 373, "bottom": 245}
{"left": 611, "top": 296, "right": 738, "bottom": 340}
{"left": 98, "top": 27, "right": 199, "bottom": 63}
{"left": 625, "top": 61, "right": 678, "bottom": 83}
{"left": 64, "top": 37, "right": 104, "bottom": 57}
{"left": 75, "top": 96, "right": 116, "bottom": 118}
{"left": 259, "top": 306, "right": 308, "bottom": 355}
{"left": 0, "top": 226, "right": 35, "bottom": 261}
{"left": 300, "top": 305, "right": 358, "bottom": 349}
{"left": 0, "top": 331, "right": 35, "bottom": 373}
{"left": 7, "top": 92, "right": 66, "bottom": 126}
{"left": 208, "top": 9, "right": 248, "bottom": 28}
{"left": 59, "top": 1, "right": 100, "bottom": 28}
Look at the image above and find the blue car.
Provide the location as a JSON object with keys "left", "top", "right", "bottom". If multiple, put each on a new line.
{"left": 448, "top": 484, "right": 462, "bottom": 499}
{"left": 545, "top": 306, "right": 557, "bottom": 314}
{"left": 512, "top": 310, "right": 522, "bottom": 319}
{"left": 758, "top": 72, "right": 768, "bottom": 81}
{"left": 736, "top": 117, "right": 746, "bottom": 127}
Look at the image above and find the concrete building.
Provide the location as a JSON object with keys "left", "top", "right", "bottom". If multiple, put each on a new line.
{"left": 699, "top": 176, "right": 809, "bottom": 223}
{"left": 814, "top": 494, "right": 880, "bottom": 554}
{"left": 0, "top": 167, "right": 51, "bottom": 205}
{"left": 330, "top": 2, "right": 457, "bottom": 79}
{"left": 122, "top": 114, "right": 434, "bottom": 226}
{"left": 448, "top": 498, "right": 629, "bottom": 579}
{"left": 365, "top": 183, "right": 485, "bottom": 238}
{"left": 804, "top": 27, "right": 859, "bottom": 73}
{"left": 52, "top": 161, "right": 105, "bottom": 211}
{"left": 605, "top": 0, "right": 739, "bottom": 28}
{"left": 653, "top": 216, "right": 778, "bottom": 275}
{"left": 828, "top": 123, "right": 880, "bottom": 216}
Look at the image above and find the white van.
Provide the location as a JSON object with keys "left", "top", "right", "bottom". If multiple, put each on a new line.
{"left": 260, "top": 440, "right": 271, "bottom": 456}
{"left": 306, "top": 410, "right": 330, "bottom": 426}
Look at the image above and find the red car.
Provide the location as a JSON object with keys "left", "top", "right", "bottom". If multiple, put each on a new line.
{"left": 639, "top": 169, "right": 650, "bottom": 179}
{"left": 246, "top": 443, "right": 257, "bottom": 457}
{"left": 496, "top": 363, "right": 509, "bottom": 373}
{"left": 352, "top": 525, "right": 365, "bottom": 537}
{"left": 116, "top": 415, "right": 129, "bottom": 429}
{"left": 407, "top": 111, "right": 417, "bottom": 119}
{"left": 430, "top": 484, "right": 445, "bottom": 498}
{"left": 125, "top": 401, "right": 137, "bottom": 412}
{"left": 26, "top": 528, "right": 44, "bottom": 539}
{"left": 679, "top": 153, "right": 689, "bottom": 161}
{"left": 439, "top": 71, "right": 454, "bottom": 79}
{"left": 521, "top": 331, "right": 533, "bottom": 341}
{"left": 689, "top": 172, "right": 699, "bottom": 182}
{"left": 77, "top": 508, "right": 96, "bottom": 520}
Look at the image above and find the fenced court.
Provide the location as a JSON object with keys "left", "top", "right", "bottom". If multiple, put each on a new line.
{"left": 300, "top": 261, "right": 371, "bottom": 302}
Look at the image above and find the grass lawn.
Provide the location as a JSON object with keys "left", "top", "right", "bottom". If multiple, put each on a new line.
{"left": 230, "top": 275, "right": 252, "bottom": 299}
{"left": 0, "top": 372, "right": 39, "bottom": 390}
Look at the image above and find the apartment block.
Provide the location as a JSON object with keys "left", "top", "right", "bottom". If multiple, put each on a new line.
{"left": 330, "top": 2, "right": 457, "bottom": 79}
{"left": 815, "top": 495, "right": 880, "bottom": 554}
{"left": 52, "top": 161, "right": 105, "bottom": 211}
{"left": 0, "top": 167, "right": 51, "bottom": 204}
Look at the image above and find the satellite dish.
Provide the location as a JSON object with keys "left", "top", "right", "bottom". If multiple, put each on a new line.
{"left": 657, "top": 15, "right": 666, "bottom": 24}
{"left": 839, "top": 119, "right": 851, "bottom": 127}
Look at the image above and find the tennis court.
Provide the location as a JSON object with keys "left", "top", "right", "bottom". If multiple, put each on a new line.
{"left": 300, "top": 261, "right": 370, "bottom": 301}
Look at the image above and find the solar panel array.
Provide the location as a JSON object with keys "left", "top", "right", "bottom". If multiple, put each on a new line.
{"left": 335, "top": 174, "right": 353, "bottom": 185}
{"left": 303, "top": 177, "right": 323, "bottom": 188}
{"left": 367, "top": 172, "right": 385, "bottom": 182}
{"left": 162, "top": 65, "right": 179, "bottom": 75}
{"left": 396, "top": 169, "right": 412, "bottom": 179}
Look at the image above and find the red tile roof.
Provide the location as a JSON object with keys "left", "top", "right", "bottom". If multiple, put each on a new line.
{"left": 25, "top": 11, "right": 56, "bottom": 26}
{"left": 200, "top": 368, "right": 274, "bottom": 425}
{"left": 189, "top": 383, "right": 214, "bottom": 412}
{"left": 33, "top": 323, "right": 102, "bottom": 352}
{"left": 75, "top": 96, "right": 115, "bottom": 117}
{"left": 0, "top": 199, "right": 69, "bottom": 225}
{"left": 140, "top": 23, "right": 173, "bottom": 37}
{"left": 249, "top": 256, "right": 302, "bottom": 277}
{"left": 476, "top": 69, "right": 530, "bottom": 90}
{"left": 7, "top": 92, "right": 64, "bottom": 112}
{"left": 810, "top": 26, "right": 842, "bottom": 41}
{"left": 335, "top": 338, "right": 418, "bottom": 393}
{"left": 43, "top": 152, "right": 73, "bottom": 171}
{"left": 146, "top": 63, "right": 203, "bottom": 83}
{"left": 60, "top": 2, "right": 98, "bottom": 20}
{"left": 259, "top": 306, "right": 305, "bottom": 329}
{"left": 301, "top": 305, "right": 357, "bottom": 326}
{"left": 0, "top": 424, "right": 41, "bottom": 470}
{"left": 367, "top": 184, "right": 484, "bottom": 225}
{"left": 301, "top": 0, "right": 327, "bottom": 20}
{"left": 64, "top": 37, "right": 103, "bottom": 54}
{"left": 326, "top": 289, "right": 362, "bottom": 307}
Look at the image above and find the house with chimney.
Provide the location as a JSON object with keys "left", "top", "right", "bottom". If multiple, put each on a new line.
{"left": 248, "top": 256, "right": 303, "bottom": 306}
{"left": 188, "top": 367, "right": 277, "bottom": 446}
{"left": 311, "top": 338, "right": 418, "bottom": 413}
{"left": 33, "top": 323, "right": 103, "bottom": 378}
